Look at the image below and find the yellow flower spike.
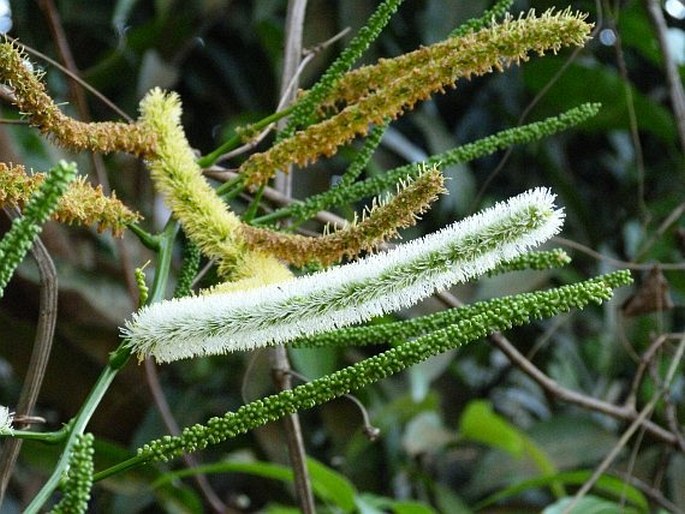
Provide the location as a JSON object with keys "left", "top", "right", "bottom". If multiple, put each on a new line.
{"left": 319, "top": 9, "right": 591, "bottom": 110}
{"left": 0, "top": 41, "right": 156, "bottom": 157}
{"left": 0, "top": 163, "right": 140, "bottom": 236}
{"left": 239, "top": 8, "right": 592, "bottom": 188}
{"left": 138, "top": 88, "right": 290, "bottom": 285}
{"left": 240, "top": 164, "right": 447, "bottom": 267}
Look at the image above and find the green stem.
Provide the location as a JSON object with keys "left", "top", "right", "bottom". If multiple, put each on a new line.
{"left": 215, "top": 175, "right": 245, "bottom": 198}
{"left": 241, "top": 184, "right": 265, "bottom": 223}
{"left": 149, "top": 220, "right": 180, "bottom": 304}
{"left": 251, "top": 207, "right": 289, "bottom": 225}
{"left": 24, "top": 365, "right": 121, "bottom": 513}
{"left": 3, "top": 427, "right": 68, "bottom": 444}
{"left": 128, "top": 222, "right": 161, "bottom": 251}
{"left": 197, "top": 106, "right": 295, "bottom": 168}
{"left": 93, "top": 453, "right": 148, "bottom": 482}
{"left": 24, "top": 219, "right": 179, "bottom": 513}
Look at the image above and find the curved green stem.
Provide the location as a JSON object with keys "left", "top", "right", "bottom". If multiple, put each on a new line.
{"left": 24, "top": 219, "right": 179, "bottom": 513}
{"left": 3, "top": 427, "right": 68, "bottom": 444}
{"left": 128, "top": 222, "right": 161, "bottom": 251}
{"left": 93, "top": 453, "right": 149, "bottom": 482}
{"left": 24, "top": 364, "right": 121, "bottom": 513}
{"left": 148, "top": 220, "right": 180, "bottom": 304}
{"left": 215, "top": 175, "right": 245, "bottom": 198}
{"left": 197, "top": 106, "right": 295, "bottom": 169}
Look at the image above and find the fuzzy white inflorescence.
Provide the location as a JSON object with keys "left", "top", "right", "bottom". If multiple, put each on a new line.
{"left": 123, "top": 188, "right": 564, "bottom": 363}
{"left": 0, "top": 405, "right": 13, "bottom": 435}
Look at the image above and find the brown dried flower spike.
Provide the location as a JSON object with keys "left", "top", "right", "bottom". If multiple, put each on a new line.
{"left": 0, "top": 163, "right": 140, "bottom": 236}
{"left": 0, "top": 41, "right": 156, "bottom": 157}
{"left": 241, "top": 164, "right": 446, "bottom": 267}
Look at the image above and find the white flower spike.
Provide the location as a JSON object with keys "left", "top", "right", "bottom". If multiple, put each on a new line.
{"left": 123, "top": 188, "right": 564, "bottom": 363}
{"left": 0, "top": 405, "right": 14, "bottom": 435}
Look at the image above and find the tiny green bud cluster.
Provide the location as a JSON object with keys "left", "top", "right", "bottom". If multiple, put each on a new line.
{"left": 50, "top": 433, "right": 95, "bottom": 514}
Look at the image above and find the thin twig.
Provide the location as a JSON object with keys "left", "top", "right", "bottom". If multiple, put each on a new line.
{"left": 143, "top": 359, "right": 232, "bottom": 514}
{"left": 277, "top": 29, "right": 351, "bottom": 114}
{"left": 563, "top": 333, "right": 685, "bottom": 512}
{"left": 553, "top": 236, "right": 685, "bottom": 270}
{"left": 613, "top": 470, "right": 684, "bottom": 514}
{"left": 270, "top": 1, "right": 316, "bottom": 513}
{"left": 627, "top": 333, "right": 681, "bottom": 406}
{"left": 436, "top": 289, "right": 681, "bottom": 448}
{"left": 208, "top": 28, "right": 349, "bottom": 166}
{"left": 643, "top": 0, "right": 685, "bottom": 157}
{"left": 603, "top": 0, "right": 649, "bottom": 224}
{"left": 285, "top": 369, "right": 380, "bottom": 440}
{"left": 0, "top": 210, "right": 58, "bottom": 504}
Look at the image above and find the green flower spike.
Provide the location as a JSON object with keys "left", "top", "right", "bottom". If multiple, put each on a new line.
{"left": 49, "top": 433, "right": 94, "bottom": 514}
{"left": 133, "top": 271, "right": 631, "bottom": 463}
{"left": 0, "top": 160, "right": 77, "bottom": 297}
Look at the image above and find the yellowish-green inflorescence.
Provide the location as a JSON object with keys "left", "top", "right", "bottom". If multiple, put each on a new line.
{"left": 138, "top": 88, "right": 292, "bottom": 289}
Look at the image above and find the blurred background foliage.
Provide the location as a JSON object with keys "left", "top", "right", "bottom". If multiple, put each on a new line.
{"left": 1, "top": 0, "right": 685, "bottom": 512}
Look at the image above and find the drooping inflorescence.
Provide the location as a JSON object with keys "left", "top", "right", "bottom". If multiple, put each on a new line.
{"left": 138, "top": 88, "right": 292, "bottom": 287}
{"left": 0, "top": 163, "right": 140, "bottom": 236}
{"left": 241, "top": 164, "right": 446, "bottom": 267}
{"left": 0, "top": 42, "right": 156, "bottom": 157}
